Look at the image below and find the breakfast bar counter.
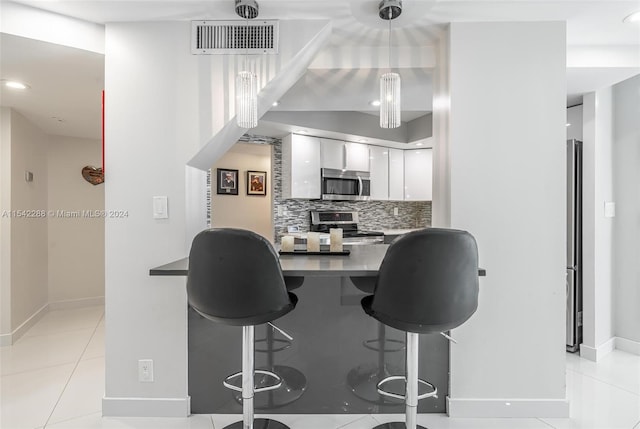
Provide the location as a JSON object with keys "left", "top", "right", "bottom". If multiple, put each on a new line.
{"left": 150, "top": 244, "right": 389, "bottom": 277}
{"left": 150, "top": 246, "right": 484, "bottom": 415}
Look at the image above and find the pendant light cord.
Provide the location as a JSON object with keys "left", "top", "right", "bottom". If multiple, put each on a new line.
{"left": 388, "top": 8, "right": 392, "bottom": 73}
{"left": 244, "top": 12, "right": 249, "bottom": 72}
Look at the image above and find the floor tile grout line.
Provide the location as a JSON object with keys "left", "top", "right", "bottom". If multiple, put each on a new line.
{"left": 569, "top": 369, "right": 640, "bottom": 397}
{"left": 42, "top": 313, "right": 104, "bottom": 429}
{"left": 537, "top": 417, "right": 558, "bottom": 428}
{"left": 336, "top": 414, "right": 372, "bottom": 429}
{"left": 21, "top": 325, "right": 104, "bottom": 340}
{"left": 41, "top": 411, "right": 102, "bottom": 428}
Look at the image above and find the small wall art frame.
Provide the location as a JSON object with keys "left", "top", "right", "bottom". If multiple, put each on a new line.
{"left": 246, "top": 170, "right": 267, "bottom": 196}
{"left": 216, "top": 168, "right": 238, "bottom": 195}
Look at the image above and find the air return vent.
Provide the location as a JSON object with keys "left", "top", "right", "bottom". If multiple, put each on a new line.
{"left": 191, "top": 20, "right": 279, "bottom": 54}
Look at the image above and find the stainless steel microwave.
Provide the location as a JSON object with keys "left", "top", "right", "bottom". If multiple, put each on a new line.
{"left": 321, "top": 168, "right": 371, "bottom": 201}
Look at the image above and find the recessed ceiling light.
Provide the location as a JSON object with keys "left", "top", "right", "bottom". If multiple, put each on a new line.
{"left": 416, "top": 142, "right": 424, "bottom": 146}
{"left": 272, "top": 101, "right": 279, "bottom": 107}
{"left": 295, "top": 129, "right": 308, "bottom": 134}
{"left": 623, "top": 10, "right": 640, "bottom": 23}
{"left": 358, "top": 139, "right": 367, "bottom": 143}
{"left": 566, "top": 123, "right": 571, "bottom": 127}
{"left": 2, "top": 79, "right": 30, "bottom": 90}
{"left": 370, "top": 100, "right": 381, "bottom": 107}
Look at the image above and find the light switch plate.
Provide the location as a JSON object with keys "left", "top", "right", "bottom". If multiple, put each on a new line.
{"left": 604, "top": 201, "right": 615, "bottom": 218}
{"left": 153, "top": 196, "right": 168, "bottom": 219}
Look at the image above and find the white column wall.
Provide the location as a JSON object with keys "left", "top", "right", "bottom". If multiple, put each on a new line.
{"left": 612, "top": 75, "right": 640, "bottom": 349}
{"left": 444, "top": 22, "right": 568, "bottom": 417}
{"left": 581, "top": 90, "right": 616, "bottom": 360}
{"left": 103, "top": 22, "right": 198, "bottom": 416}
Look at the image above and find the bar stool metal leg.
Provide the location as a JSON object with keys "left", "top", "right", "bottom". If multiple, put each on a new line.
{"left": 223, "top": 325, "right": 290, "bottom": 429}
{"left": 373, "top": 332, "right": 429, "bottom": 429}
{"left": 242, "top": 325, "right": 254, "bottom": 428}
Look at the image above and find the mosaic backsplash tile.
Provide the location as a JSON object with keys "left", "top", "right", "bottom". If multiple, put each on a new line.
{"left": 209, "top": 134, "right": 432, "bottom": 240}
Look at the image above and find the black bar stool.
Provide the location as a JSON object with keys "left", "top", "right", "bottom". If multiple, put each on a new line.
{"left": 187, "top": 228, "right": 297, "bottom": 429}
{"left": 360, "top": 228, "right": 480, "bottom": 429}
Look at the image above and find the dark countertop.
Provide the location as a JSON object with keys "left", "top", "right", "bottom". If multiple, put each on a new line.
{"left": 150, "top": 244, "right": 486, "bottom": 277}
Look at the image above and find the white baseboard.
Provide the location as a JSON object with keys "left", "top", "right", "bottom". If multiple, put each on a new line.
{"left": 49, "top": 296, "right": 105, "bottom": 311}
{"left": 446, "top": 397, "right": 569, "bottom": 418}
{"left": 580, "top": 337, "right": 616, "bottom": 362}
{"left": 615, "top": 337, "right": 640, "bottom": 356}
{"left": 102, "top": 396, "right": 191, "bottom": 417}
{"left": 0, "top": 303, "right": 48, "bottom": 346}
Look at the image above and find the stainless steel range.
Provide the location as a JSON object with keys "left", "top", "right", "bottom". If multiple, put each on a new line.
{"left": 310, "top": 210, "right": 384, "bottom": 245}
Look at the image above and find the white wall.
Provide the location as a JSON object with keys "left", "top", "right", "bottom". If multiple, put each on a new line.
{"left": 47, "top": 135, "right": 104, "bottom": 304}
{"left": 211, "top": 143, "right": 273, "bottom": 241}
{"left": 612, "top": 74, "right": 640, "bottom": 347}
{"left": 0, "top": 107, "right": 13, "bottom": 338}
{"left": 581, "top": 89, "right": 616, "bottom": 359}
{"left": 442, "top": 22, "right": 568, "bottom": 417}
{"left": 5, "top": 109, "right": 49, "bottom": 331}
{"left": 103, "top": 22, "right": 198, "bottom": 416}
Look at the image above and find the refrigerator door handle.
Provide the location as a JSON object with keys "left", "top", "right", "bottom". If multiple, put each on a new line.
{"left": 567, "top": 266, "right": 577, "bottom": 271}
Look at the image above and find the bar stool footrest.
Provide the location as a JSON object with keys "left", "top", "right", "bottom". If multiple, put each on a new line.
{"left": 363, "top": 338, "right": 405, "bottom": 352}
{"left": 376, "top": 375, "right": 438, "bottom": 401}
{"left": 223, "top": 369, "right": 282, "bottom": 393}
{"left": 371, "top": 423, "right": 428, "bottom": 429}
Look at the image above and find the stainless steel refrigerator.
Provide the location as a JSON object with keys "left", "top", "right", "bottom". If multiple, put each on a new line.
{"left": 567, "top": 139, "right": 583, "bottom": 352}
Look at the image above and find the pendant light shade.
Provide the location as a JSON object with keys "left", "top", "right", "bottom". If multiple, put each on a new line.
{"left": 380, "top": 72, "right": 401, "bottom": 129}
{"left": 235, "top": 0, "right": 259, "bottom": 129}
{"left": 236, "top": 70, "right": 258, "bottom": 128}
{"left": 379, "top": 0, "right": 402, "bottom": 129}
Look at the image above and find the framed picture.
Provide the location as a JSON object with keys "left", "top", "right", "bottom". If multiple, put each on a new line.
{"left": 216, "top": 168, "right": 238, "bottom": 195}
{"left": 247, "top": 171, "right": 267, "bottom": 196}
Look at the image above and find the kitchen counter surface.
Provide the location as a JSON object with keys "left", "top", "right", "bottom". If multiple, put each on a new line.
{"left": 150, "top": 244, "right": 389, "bottom": 277}
{"left": 381, "top": 228, "right": 423, "bottom": 235}
{"left": 150, "top": 244, "right": 486, "bottom": 277}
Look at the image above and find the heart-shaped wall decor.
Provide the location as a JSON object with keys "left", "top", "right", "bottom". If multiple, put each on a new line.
{"left": 81, "top": 166, "right": 104, "bottom": 185}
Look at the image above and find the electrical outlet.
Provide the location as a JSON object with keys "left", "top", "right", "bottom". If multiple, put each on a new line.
{"left": 393, "top": 207, "right": 398, "bottom": 216}
{"left": 138, "top": 359, "right": 154, "bottom": 382}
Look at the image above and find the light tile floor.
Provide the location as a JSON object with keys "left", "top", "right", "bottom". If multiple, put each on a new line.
{"left": 1, "top": 305, "right": 639, "bottom": 429}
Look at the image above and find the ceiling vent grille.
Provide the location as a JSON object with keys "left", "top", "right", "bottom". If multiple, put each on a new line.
{"left": 191, "top": 20, "right": 279, "bottom": 54}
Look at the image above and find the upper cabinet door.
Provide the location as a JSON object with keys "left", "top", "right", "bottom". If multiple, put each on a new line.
{"left": 282, "top": 134, "right": 321, "bottom": 199}
{"left": 388, "top": 148, "right": 404, "bottom": 201}
{"left": 369, "top": 146, "right": 389, "bottom": 200}
{"left": 404, "top": 148, "right": 432, "bottom": 201}
{"left": 344, "top": 142, "right": 370, "bottom": 172}
{"left": 320, "top": 138, "right": 345, "bottom": 170}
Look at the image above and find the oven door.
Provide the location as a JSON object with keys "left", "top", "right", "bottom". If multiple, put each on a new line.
{"left": 321, "top": 168, "right": 371, "bottom": 201}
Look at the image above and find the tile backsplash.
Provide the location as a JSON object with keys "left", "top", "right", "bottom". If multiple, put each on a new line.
{"left": 210, "top": 134, "right": 432, "bottom": 241}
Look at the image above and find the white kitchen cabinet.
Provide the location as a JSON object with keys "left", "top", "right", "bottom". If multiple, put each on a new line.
{"left": 320, "top": 138, "right": 344, "bottom": 170}
{"left": 344, "top": 142, "right": 370, "bottom": 171}
{"left": 369, "top": 145, "right": 389, "bottom": 200}
{"left": 282, "top": 134, "right": 321, "bottom": 199}
{"left": 320, "top": 139, "right": 370, "bottom": 171}
{"left": 388, "top": 148, "right": 404, "bottom": 201}
{"left": 404, "top": 148, "right": 432, "bottom": 201}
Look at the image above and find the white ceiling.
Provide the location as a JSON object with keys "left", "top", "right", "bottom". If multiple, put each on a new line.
{"left": 1, "top": 0, "right": 639, "bottom": 140}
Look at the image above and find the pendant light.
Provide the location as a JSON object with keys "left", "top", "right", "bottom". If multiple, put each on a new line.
{"left": 235, "top": 0, "right": 259, "bottom": 128}
{"left": 379, "top": 0, "right": 402, "bottom": 129}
